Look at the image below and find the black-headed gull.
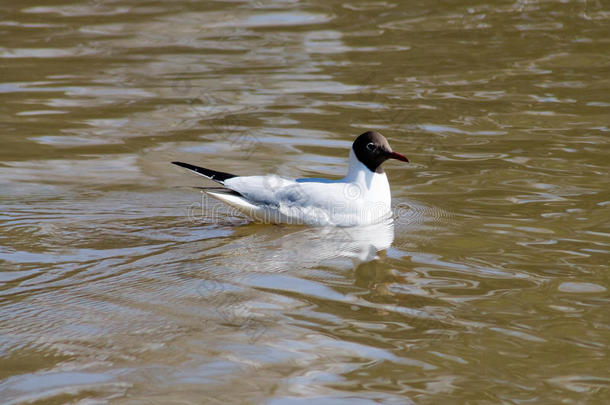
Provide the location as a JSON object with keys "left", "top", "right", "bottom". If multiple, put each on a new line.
{"left": 172, "top": 131, "right": 408, "bottom": 226}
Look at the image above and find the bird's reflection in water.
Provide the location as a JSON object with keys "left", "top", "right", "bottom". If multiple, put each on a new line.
{"left": 190, "top": 218, "right": 395, "bottom": 329}
{"left": 219, "top": 218, "right": 395, "bottom": 273}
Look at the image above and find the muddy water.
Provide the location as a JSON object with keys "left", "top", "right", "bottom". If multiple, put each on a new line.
{"left": 1, "top": 0, "right": 609, "bottom": 403}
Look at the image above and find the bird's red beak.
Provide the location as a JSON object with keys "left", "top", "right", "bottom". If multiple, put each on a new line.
{"left": 385, "top": 151, "right": 409, "bottom": 163}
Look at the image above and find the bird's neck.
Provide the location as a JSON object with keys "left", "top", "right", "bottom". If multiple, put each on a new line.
{"left": 344, "top": 149, "right": 389, "bottom": 191}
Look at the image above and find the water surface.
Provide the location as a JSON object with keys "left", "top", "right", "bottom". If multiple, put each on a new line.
{"left": 1, "top": 0, "right": 609, "bottom": 403}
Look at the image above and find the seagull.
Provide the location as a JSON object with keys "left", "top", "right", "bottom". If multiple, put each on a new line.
{"left": 172, "top": 131, "right": 408, "bottom": 226}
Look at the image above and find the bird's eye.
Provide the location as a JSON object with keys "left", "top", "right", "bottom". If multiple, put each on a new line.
{"left": 366, "top": 142, "right": 375, "bottom": 151}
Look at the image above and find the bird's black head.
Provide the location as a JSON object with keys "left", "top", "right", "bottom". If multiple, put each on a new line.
{"left": 352, "top": 131, "right": 408, "bottom": 173}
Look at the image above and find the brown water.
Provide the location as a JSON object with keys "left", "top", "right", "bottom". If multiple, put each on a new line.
{"left": 1, "top": 0, "right": 609, "bottom": 403}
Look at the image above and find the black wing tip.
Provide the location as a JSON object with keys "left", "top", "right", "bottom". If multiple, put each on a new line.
{"left": 171, "top": 161, "right": 205, "bottom": 174}
{"left": 171, "top": 161, "right": 206, "bottom": 172}
{"left": 171, "top": 161, "right": 237, "bottom": 184}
